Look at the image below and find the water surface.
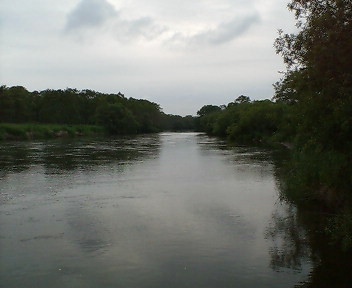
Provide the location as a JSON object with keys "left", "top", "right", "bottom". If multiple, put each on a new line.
{"left": 0, "top": 133, "right": 311, "bottom": 287}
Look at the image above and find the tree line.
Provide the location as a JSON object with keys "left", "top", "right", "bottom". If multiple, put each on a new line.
{"left": 0, "top": 86, "right": 196, "bottom": 134}
{"left": 196, "top": 96, "right": 294, "bottom": 144}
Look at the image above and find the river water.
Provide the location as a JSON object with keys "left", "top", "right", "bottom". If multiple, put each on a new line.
{"left": 0, "top": 133, "right": 312, "bottom": 287}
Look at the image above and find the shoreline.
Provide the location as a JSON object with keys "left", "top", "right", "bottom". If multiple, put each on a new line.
{"left": 0, "top": 123, "right": 106, "bottom": 141}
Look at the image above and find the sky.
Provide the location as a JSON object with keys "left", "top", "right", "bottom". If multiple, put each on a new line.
{"left": 0, "top": 0, "right": 296, "bottom": 115}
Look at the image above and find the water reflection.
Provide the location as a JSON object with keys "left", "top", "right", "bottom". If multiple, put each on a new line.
{"left": 1, "top": 133, "right": 318, "bottom": 287}
{"left": 0, "top": 135, "right": 161, "bottom": 176}
{"left": 196, "top": 135, "right": 274, "bottom": 178}
{"left": 265, "top": 203, "right": 312, "bottom": 272}
{"left": 266, "top": 200, "right": 352, "bottom": 287}
{"left": 269, "top": 149, "right": 352, "bottom": 288}
{"left": 41, "top": 136, "right": 161, "bottom": 174}
{"left": 0, "top": 141, "right": 33, "bottom": 174}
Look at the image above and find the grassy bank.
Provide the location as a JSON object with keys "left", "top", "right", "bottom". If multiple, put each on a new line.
{"left": 0, "top": 123, "right": 106, "bottom": 140}
{"left": 274, "top": 148, "right": 352, "bottom": 251}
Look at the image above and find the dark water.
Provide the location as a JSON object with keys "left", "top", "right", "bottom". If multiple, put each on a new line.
{"left": 0, "top": 133, "right": 313, "bottom": 287}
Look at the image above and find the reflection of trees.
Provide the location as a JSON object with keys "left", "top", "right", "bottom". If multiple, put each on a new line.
{"left": 196, "top": 134, "right": 274, "bottom": 166}
{"left": 266, "top": 203, "right": 312, "bottom": 272}
{"left": 269, "top": 150, "right": 352, "bottom": 287}
{"left": 0, "top": 142, "right": 33, "bottom": 176}
{"left": 0, "top": 135, "right": 161, "bottom": 177}
{"left": 270, "top": 205, "right": 352, "bottom": 288}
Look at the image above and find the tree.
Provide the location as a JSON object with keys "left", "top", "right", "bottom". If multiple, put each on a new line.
{"left": 274, "top": 0, "right": 352, "bottom": 205}
{"left": 126, "top": 98, "right": 162, "bottom": 133}
{"left": 197, "top": 105, "right": 221, "bottom": 117}
{"left": 274, "top": 0, "right": 352, "bottom": 152}
{"left": 0, "top": 86, "right": 33, "bottom": 123}
{"left": 95, "top": 102, "right": 138, "bottom": 134}
{"left": 234, "top": 95, "right": 250, "bottom": 104}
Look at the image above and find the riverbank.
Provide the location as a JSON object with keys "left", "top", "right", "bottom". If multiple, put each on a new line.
{"left": 272, "top": 146, "right": 352, "bottom": 252}
{"left": 0, "top": 123, "right": 106, "bottom": 141}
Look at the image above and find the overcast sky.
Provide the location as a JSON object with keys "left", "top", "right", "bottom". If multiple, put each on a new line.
{"left": 0, "top": 0, "right": 296, "bottom": 115}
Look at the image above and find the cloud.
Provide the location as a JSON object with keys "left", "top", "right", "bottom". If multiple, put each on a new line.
{"left": 65, "top": 0, "right": 117, "bottom": 31}
{"left": 64, "top": 0, "right": 260, "bottom": 47}
{"left": 197, "top": 13, "right": 261, "bottom": 45}
{"left": 112, "top": 17, "right": 167, "bottom": 42}
{"left": 64, "top": 0, "right": 166, "bottom": 42}
{"left": 169, "top": 12, "right": 261, "bottom": 47}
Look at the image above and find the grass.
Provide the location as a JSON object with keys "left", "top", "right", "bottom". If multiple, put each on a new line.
{"left": 0, "top": 123, "right": 106, "bottom": 140}
{"left": 275, "top": 147, "right": 352, "bottom": 251}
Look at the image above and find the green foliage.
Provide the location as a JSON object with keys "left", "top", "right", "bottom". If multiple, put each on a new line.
{"left": 198, "top": 112, "right": 222, "bottom": 135}
{"left": 281, "top": 149, "right": 352, "bottom": 206}
{"left": 275, "top": 148, "right": 352, "bottom": 251}
{"left": 0, "top": 85, "right": 170, "bottom": 136}
{"left": 234, "top": 95, "right": 250, "bottom": 104}
{"left": 326, "top": 211, "right": 352, "bottom": 251}
{"left": 227, "top": 101, "right": 282, "bottom": 143}
{"left": 0, "top": 86, "right": 33, "bottom": 123}
{"left": 0, "top": 123, "right": 27, "bottom": 139}
{"left": 160, "top": 114, "right": 196, "bottom": 131}
{"left": 212, "top": 106, "right": 238, "bottom": 136}
{"left": 125, "top": 98, "right": 162, "bottom": 133}
{"left": 274, "top": 0, "right": 352, "bottom": 153}
{"left": 196, "top": 99, "right": 291, "bottom": 143}
{"left": 197, "top": 105, "right": 222, "bottom": 117}
{"left": 270, "top": 0, "right": 352, "bottom": 250}
{"left": 0, "top": 123, "right": 104, "bottom": 140}
{"left": 37, "top": 88, "right": 90, "bottom": 125}
{"left": 272, "top": 0, "right": 352, "bottom": 206}
{"left": 95, "top": 103, "right": 138, "bottom": 135}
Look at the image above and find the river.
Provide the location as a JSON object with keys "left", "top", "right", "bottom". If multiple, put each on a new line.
{"left": 0, "top": 132, "right": 313, "bottom": 287}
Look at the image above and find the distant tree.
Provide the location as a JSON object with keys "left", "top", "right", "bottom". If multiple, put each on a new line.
{"left": 126, "top": 98, "right": 162, "bottom": 133}
{"left": 0, "top": 86, "right": 33, "bottom": 123}
{"left": 160, "top": 114, "right": 196, "bottom": 131}
{"left": 37, "top": 89, "right": 81, "bottom": 124}
{"left": 197, "top": 105, "right": 221, "bottom": 117}
{"left": 226, "top": 100, "right": 282, "bottom": 142}
{"left": 0, "top": 85, "right": 196, "bottom": 134}
{"left": 95, "top": 102, "right": 138, "bottom": 134}
{"left": 235, "top": 95, "right": 251, "bottom": 104}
